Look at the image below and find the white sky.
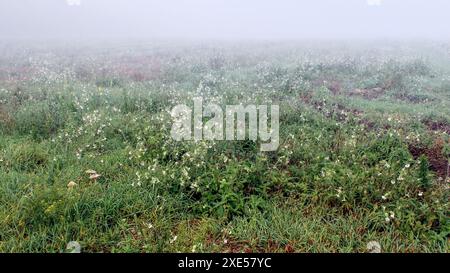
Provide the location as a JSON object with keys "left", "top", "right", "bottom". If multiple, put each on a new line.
{"left": 0, "top": 0, "right": 449, "bottom": 40}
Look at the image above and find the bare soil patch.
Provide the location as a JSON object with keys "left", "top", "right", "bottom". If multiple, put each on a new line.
{"left": 348, "top": 87, "right": 385, "bottom": 100}
{"left": 394, "top": 93, "right": 434, "bottom": 104}
{"left": 408, "top": 137, "right": 449, "bottom": 179}
{"left": 422, "top": 119, "right": 450, "bottom": 135}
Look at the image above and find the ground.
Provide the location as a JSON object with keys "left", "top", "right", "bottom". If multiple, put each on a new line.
{"left": 0, "top": 41, "right": 448, "bottom": 252}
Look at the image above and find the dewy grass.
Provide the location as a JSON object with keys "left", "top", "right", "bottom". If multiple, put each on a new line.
{"left": 0, "top": 41, "right": 449, "bottom": 253}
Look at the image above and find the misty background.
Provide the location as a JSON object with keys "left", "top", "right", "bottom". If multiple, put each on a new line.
{"left": 0, "top": 0, "right": 449, "bottom": 41}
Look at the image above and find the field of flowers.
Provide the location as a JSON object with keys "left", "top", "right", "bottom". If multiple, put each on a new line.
{"left": 0, "top": 41, "right": 448, "bottom": 252}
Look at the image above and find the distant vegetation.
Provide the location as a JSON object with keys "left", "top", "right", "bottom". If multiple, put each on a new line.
{"left": 0, "top": 41, "right": 448, "bottom": 252}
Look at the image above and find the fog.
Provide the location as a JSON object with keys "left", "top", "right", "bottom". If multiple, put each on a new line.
{"left": 1, "top": 0, "right": 449, "bottom": 41}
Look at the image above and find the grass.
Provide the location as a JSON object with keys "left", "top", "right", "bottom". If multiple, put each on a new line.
{"left": 0, "top": 40, "right": 448, "bottom": 253}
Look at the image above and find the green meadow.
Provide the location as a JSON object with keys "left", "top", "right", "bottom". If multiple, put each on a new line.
{"left": 0, "top": 41, "right": 448, "bottom": 252}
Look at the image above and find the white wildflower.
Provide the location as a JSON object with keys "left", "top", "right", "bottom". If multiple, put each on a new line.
{"left": 169, "top": 235, "right": 178, "bottom": 244}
